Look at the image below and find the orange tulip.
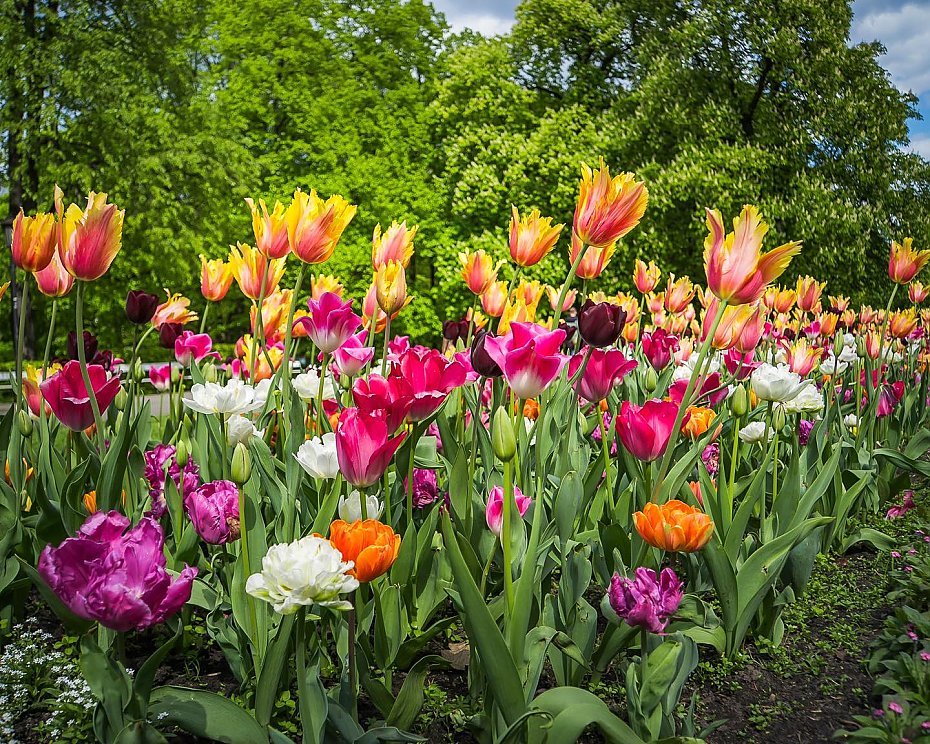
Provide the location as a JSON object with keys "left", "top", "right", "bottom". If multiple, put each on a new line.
{"left": 634, "top": 500, "right": 714, "bottom": 552}
{"left": 311, "top": 274, "right": 344, "bottom": 300}
{"left": 200, "top": 254, "right": 234, "bottom": 302}
{"left": 573, "top": 160, "right": 647, "bottom": 249}
{"left": 459, "top": 250, "right": 501, "bottom": 296}
{"left": 523, "top": 399, "right": 540, "bottom": 420}
{"left": 34, "top": 251, "right": 74, "bottom": 298}
{"left": 515, "top": 280, "right": 544, "bottom": 315}
{"left": 245, "top": 197, "right": 290, "bottom": 259}
{"left": 329, "top": 519, "right": 401, "bottom": 582}
{"left": 481, "top": 281, "right": 509, "bottom": 318}
{"left": 818, "top": 312, "right": 839, "bottom": 338}
{"left": 889, "top": 237, "right": 930, "bottom": 285}
{"left": 829, "top": 295, "right": 851, "bottom": 312}
{"left": 681, "top": 407, "right": 716, "bottom": 439}
{"left": 373, "top": 221, "right": 416, "bottom": 269}
{"left": 633, "top": 259, "right": 661, "bottom": 294}
{"left": 4, "top": 459, "right": 33, "bottom": 484}
{"left": 664, "top": 274, "right": 695, "bottom": 314}
{"left": 229, "top": 242, "right": 286, "bottom": 301}
{"left": 771, "top": 287, "right": 797, "bottom": 314}
{"left": 151, "top": 290, "right": 198, "bottom": 327}
{"left": 889, "top": 308, "right": 918, "bottom": 339}
{"left": 621, "top": 321, "right": 639, "bottom": 344}
{"left": 509, "top": 206, "right": 563, "bottom": 267}
{"left": 784, "top": 337, "right": 823, "bottom": 376}
{"left": 795, "top": 276, "right": 826, "bottom": 313}
{"left": 375, "top": 261, "right": 410, "bottom": 315}
{"left": 286, "top": 189, "right": 356, "bottom": 265}
{"left": 546, "top": 285, "right": 576, "bottom": 313}
{"left": 0, "top": 281, "right": 10, "bottom": 302}
{"left": 617, "top": 293, "right": 640, "bottom": 325}
{"left": 251, "top": 289, "right": 293, "bottom": 344}
{"left": 687, "top": 481, "right": 704, "bottom": 506}
{"left": 646, "top": 292, "right": 665, "bottom": 315}
{"left": 55, "top": 186, "right": 125, "bottom": 282}
{"left": 241, "top": 336, "right": 284, "bottom": 382}
{"left": 570, "top": 230, "right": 616, "bottom": 280}
{"left": 11, "top": 209, "right": 57, "bottom": 273}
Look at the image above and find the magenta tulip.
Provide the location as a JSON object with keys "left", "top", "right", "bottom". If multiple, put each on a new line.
{"left": 38, "top": 511, "right": 197, "bottom": 632}
{"left": 485, "top": 484, "right": 531, "bottom": 537}
{"left": 568, "top": 348, "right": 638, "bottom": 402}
{"left": 295, "top": 292, "right": 361, "bottom": 354}
{"left": 143, "top": 444, "right": 201, "bottom": 518}
{"left": 391, "top": 346, "right": 468, "bottom": 421}
{"left": 335, "top": 407, "right": 406, "bottom": 488}
{"left": 174, "top": 330, "right": 219, "bottom": 366}
{"left": 333, "top": 331, "right": 374, "bottom": 376}
{"left": 615, "top": 399, "right": 685, "bottom": 462}
{"left": 185, "top": 480, "right": 240, "bottom": 544}
{"left": 483, "top": 322, "right": 567, "bottom": 399}
{"left": 668, "top": 371, "right": 728, "bottom": 407}
{"left": 405, "top": 468, "right": 440, "bottom": 508}
{"left": 148, "top": 363, "right": 172, "bottom": 391}
{"left": 39, "top": 360, "right": 121, "bottom": 432}
{"left": 352, "top": 373, "right": 413, "bottom": 433}
{"left": 608, "top": 567, "right": 683, "bottom": 634}
{"left": 722, "top": 348, "right": 760, "bottom": 380}
{"left": 641, "top": 329, "right": 679, "bottom": 371}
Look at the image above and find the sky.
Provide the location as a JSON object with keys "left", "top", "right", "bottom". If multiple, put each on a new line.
{"left": 430, "top": 0, "right": 930, "bottom": 158}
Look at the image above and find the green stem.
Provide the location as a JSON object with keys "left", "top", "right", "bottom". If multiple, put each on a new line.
{"left": 598, "top": 410, "right": 613, "bottom": 511}
{"left": 315, "top": 352, "right": 329, "bottom": 434}
{"left": 296, "top": 607, "right": 309, "bottom": 744}
{"left": 551, "top": 243, "right": 588, "bottom": 325}
{"left": 74, "top": 282, "right": 106, "bottom": 452}
{"left": 380, "top": 315, "right": 392, "bottom": 377}
{"left": 727, "top": 414, "right": 740, "bottom": 526}
{"left": 14, "top": 278, "right": 28, "bottom": 412}
{"left": 405, "top": 426, "right": 417, "bottom": 529}
{"left": 41, "top": 298, "right": 57, "bottom": 380}
{"left": 199, "top": 301, "right": 210, "bottom": 334}
{"left": 501, "top": 458, "right": 515, "bottom": 619}
{"left": 249, "top": 260, "right": 271, "bottom": 382}
{"left": 281, "top": 265, "right": 306, "bottom": 445}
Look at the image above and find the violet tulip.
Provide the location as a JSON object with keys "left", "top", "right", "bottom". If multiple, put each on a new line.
{"left": 333, "top": 331, "right": 374, "bottom": 376}
{"left": 641, "top": 329, "right": 679, "bottom": 371}
{"left": 607, "top": 567, "right": 683, "bottom": 634}
{"left": 392, "top": 347, "right": 468, "bottom": 421}
{"left": 39, "top": 360, "right": 121, "bottom": 432}
{"left": 148, "top": 363, "right": 172, "bottom": 391}
{"left": 486, "top": 484, "right": 531, "bottom": 537}
{"left": 568, "top": 348, "right": 637, "bottom": 402}
{"left": 294, "top": 292, "right": 361, "bottom": 354}
{"left": 615, "top": 399, "right": 685, "bottom": 462}
{"left": 483, "top": 322, "right": 567, "bottom": 399}
{"left": 67, "top": 330, "right": 98, "bottom": 362}
{"left": 335, "top": 407, "right": 406, "bottom": 488}
{"left": 174, "top": 330, "right": 219, "bottom": 366}
{"left": 143, "top": 444, "right": 201, "bottom": 518}
{"left": 405, "top": 468, "right": 440, "bottom": 508}
{"left": 185, "top": 480, "right": 240, "bottom": 544}
{"left": 38, "top": 511, "right": 196, "bottom": 632}
{"left": 158, "top": 322, "right": 184, "bottom": 349}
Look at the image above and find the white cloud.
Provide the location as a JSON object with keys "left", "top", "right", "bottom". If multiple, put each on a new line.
{"left": 909, "top": 134, "right": 930, "bottom": 159}
{"left": 851, "top": 2, "right": 930, "bottom": 97}
{"left": 431, "top": 0, "right": 516, "bottom": 35}
{"left": 446, "top": 12, "right": 514, "bottom": 35}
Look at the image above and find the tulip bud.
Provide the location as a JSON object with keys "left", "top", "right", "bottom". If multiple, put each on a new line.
{"left": 643, "top": 368, "right": 658, "bottom": 393}
{"left": 856, "top": 337, "right": 866, "bottom": 358}
{"left": 125, "top": 290, "right": 159, "bottom": 325}
{"left": 113, "top": 388, "right": 127, "bottom": 411}
{"left": 231, "top": 442, "right": 252, "bottom": 485}
{"left": 491, "top": 406, "right": 516, "bottom": 462}
{"left": 176, "top": 439, "right": 190, "bottom": 468}
{"left": 203, "top": 363, "right": 218, "bottom": 383}
{"left": 132, "top": 359, "right": 144, "bottom": 383}
{"left": 159, "top": 322, "right": 183, "bottom": 349}
{"left": 114, "top": 411, "right": 124, "bottom": 431}
{"left": 772, "top": 405, "right": 786, "bottom": 431}
{"left": 471, "top": 331, "right": 503, "bottom": 378}
{"left": 16, "top": 410, "right": 33, "bottom": 438}
{"left": 730, "top": 385, "right": 748, "bottom": 417}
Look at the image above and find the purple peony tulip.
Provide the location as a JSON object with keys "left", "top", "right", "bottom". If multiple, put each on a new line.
{"left": 404, "top": 468, "right": 440, "bottom": 508}
{"left": 185, "top": 480, "right": 240, "bottom": 544}
{"left": 608, "top": 567, "right": 683, "bottom": 634}
{"left": 38, "top": 511, "right": 197, "bottom": 632}
{"left": 143, "top": 444, "right": 201, "bottom": 518}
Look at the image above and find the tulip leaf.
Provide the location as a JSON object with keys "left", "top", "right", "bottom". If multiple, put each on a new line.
{"left": 149, "top": 686, "right": 268, "bottom": 743}
{"left": 17, "top": 557, "right": 94, "bottom": 633}
{"left": 112, "top": 721, "right": 170, "bottom": 744}
{"left": 132, "top": 623, "right": 182, "bottom": 717}
{"left": 255, "top": 613, "right": 296, "bottom": 726}
{"left": 525, "top": 687, "right": 646, "bottom": 744}
{"left": 386, "top": 654, "right": 449, "bottom": 729}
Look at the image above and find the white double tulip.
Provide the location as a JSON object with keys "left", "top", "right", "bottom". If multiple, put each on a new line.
{"left": 294, "top": 433, "right": 340, "bottom": 479}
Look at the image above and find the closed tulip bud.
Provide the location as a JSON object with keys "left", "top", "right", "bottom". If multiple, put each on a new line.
{"left": 16, "top": 410, "right": 33, "bottom": 438}
{"left": 578, "top": 299, "right": 626, "bottom": 347}
{"left": 492, "top": 406, "right": 516, "bottom": 462}
{"left": 132, "top": 359, "right": 144, "bottom": 383}
{"left": 856, "top": 337, "right": 867, "bottom": 358}
{"left": 158, "top": 322, "right": 183, "bottom": 349}
{"left": 470, "top": 331, "right": 503, "bottom": 378}
{"left": 231, "top": 442, "right": 252, "bottom": 485}
{"left": 114, "top": 411, "right": 124, "bottom": 431}
{"left": 203, "top": 363, "right": 218, "bottom": 383}
{"left": 125, "top": 290, "right": 160, "bottom": 325}
{"left": 375, "top": 260, "right": 408, "bottom": 315}
{"left": 175, "top": 439, "right": 190, "bottom": 468}
{"left": 113, "top": 388, "right": 127, "bottom": 411}
{"left": 772, "top": 405, "right": 786, "bottom": 431}
{"left": 643, "top": 367, "right": 658, "bottom": 393}
{"left": 730, "top": 385, "right": 748, "bottom": 417}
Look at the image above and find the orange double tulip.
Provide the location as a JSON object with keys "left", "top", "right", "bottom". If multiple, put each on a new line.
{"left": 329, "top": 519, "right": 401, "bottom": 583}
{"left": 633, "top": 500, "right": 714, "bottom": 552}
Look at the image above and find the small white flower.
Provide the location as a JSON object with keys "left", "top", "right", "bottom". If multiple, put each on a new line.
{"left": 183, "top": 379, "right": 263, "bottom": 418}
{"left": 293, "top": 369, "right": 337, "bottom": 404}
{"left": 227, "top": 414, "right": 264, "bottom": 446}
{"left": 819, "top": 355, "right": 847, "bottom": 376}
{"left": 782, "top": 384, "right": 824, "bottom": 414}
{"left": 295, "top": 434, "right": 339, "bottom": 479}
{"left": 838, "top": 344, "right": 858, "bottom": 364}
{"left": 245, "top": 535, "right": 359, "bottom": 614}
{"left": 844, "top": 413, "right": 860, "bottom": 428}
{"left": 739, "top": 421, "right": 773, "bottom": 444}
{"left": 338, "top": 490, "right": 384, "bottom": 522}
{"left": 750, "top": 363, "right": 809, "bottom": 403}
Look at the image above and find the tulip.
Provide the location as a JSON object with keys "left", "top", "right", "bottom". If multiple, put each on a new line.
{"left": 125, "top": 290, "right": 159, "bottom": 325}
{"left": 34, "top": 250, "right": 74, "bottom": 297}
{"left": 889, "top": 237, "right": 930, "bottom": 284}
{"left": 751, "top": 363, "right": 809, "bottom": 402}
{"left": 375, "top": 260, "right": 410, "bottom": 315}
{"left": 295, "top": 433, "right": 340, "bottom": 479}
{"left": 608, "top": 567, "right": 683, "bottom": 634}
{"left": 333, "top": 331, "right": 374, "bottom": 377}
{"left": 545, "top": 285, "right": 577, "bottom": 313}
{"left": 782, "top": 385, "right": 824, "bottom": 415}
{"left": 393, "top": 346, "right": 468, "bottom": 421}
{"left": 311, "top": 273, "right": 343, "bottom": 299}
{"left": 158, "top": 322, "right": 183, "bottom": 349}
{"left": 329, "top": 520, "right": 401, "bottom": 582}
{"left": 296, "top": 292, "right": 361, "bottom": 354}
{"left": 56, "top": 188, "right": 125, "bottom": 281}
{"left": 11, "top": 210, "right": 57, "bottom": 273}
{"left": 703, "top": 205, "right": 801, "bottom": 305}
{"left": 795, "top": 275, "right": 826, "bottom": 313}
{"left": 864, "top": 331, "right": 881, "bottom": 360}
{"left": 633, "top": 500, "right": 714, "bottom": 552}
{"left": 246, "top": 535, "right": 358, "bottom": 613}
{"left": 578, "top": 299, "right": 626, "bottom": 347}
{"left": 908, "top": 282, "right": 927, "bottom": 306}
{"left": 483, "top": 322, "right": 567, "bottom": 399}
{"left": 481, "top": 280, "right": 509, "bottom": 317}
{"left": 459, "top": 250, "right": 501, "bottom": 295}
{"left": 470, "top": 331, "right": 504, "bottom": 378}
{"left": 352, "top": 374, "right": 413, "bottom": 432}
{"left": 229, "top": 242, "right": 286, "bottom": 300}
{"left": 143, "top": 443, "right": 201, "bottom": 518}
{"left": 485, "top": 484, "right": 531, "bottom": 537}
{"left": 573, "top": 160, "right": 648, "bottom": 248}
{"left": 681, "top": 406, "right": 716, "bottom": 439}
{"left": 175, "top": 330, "right": 218, "bottom": 366}
{"left": 498, "top": 296, "right": 532, "bottom": 334}
{"left": 338, "top": 491, "right": 384, "bottom": 522}
{"left": 183, "top": 378, "right": 264, "bottom": 418}
{"left": 286, "top": 189, "right": 357, "bottom": 264}
{"left": 22, "top": 364, "right": 57, "bottom": 417}
{"left": 889, "top": 308, "right": 919, "bottom": 339}
{"left": 784, "top": 337, "right": 823, "bottom": 376}
{"left": 509, "top": 206, "right": 563, "bottom": 267}
{"left": 372, "top": 221, "right": 417, "bottom": 269}
{"left": 335, "top": 407, "right": 406, "bottom": 488}
{"left": 39, "top": 511, "right": 196, "bottom": 631}
{"left": 571, "top": 230, "right": 616, "bottom": 280}
{"left": 199, "top": 254, "right": 234, "bottom": 302}
{"left": 406, "top": 468, "right": 440, "bottom": 508}
{"left": 251, "top": 289, "right": 293, "bottom": 344}
{"left": 633, "top": 259, "right": 661, "bottom": 294}
{"left": 568, "top": 348, "right": 637, "bottom": 402}
{"left": 641, "top": 329, "right": 680, "bottom": 371}
{"left": 723, "top": 348, "right": 760, "bottom": 380}
{"left": 39, "top": 361, "right": 120, "bottom": 432}
{"left": 664, "top": 274, "right": 695, "bottom": 314}
{"left": 185, "top": 480, "right": 240, "bottom": 544}
{"left": 615, "top": 399, "right": 683, "bottom": 462}
{"left": 668, "top": 371, "right": 728, "bottom": 408}
{"left": 67, "top": 330, "right": 98, "bottom": 362}
{"left": 227, "top": 414, "right": 264, "bottom": 446}
{"left": 151, "top": 290, "right": 198, "bottom": 327}
{"left": 244, "top": 341, "right": 284, "bottom": 382}
{"left": 245, "top": 197, "right": 290, "bottom": 259}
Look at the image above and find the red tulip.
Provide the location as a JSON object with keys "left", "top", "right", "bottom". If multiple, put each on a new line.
{"left": 39, "top": 360, "right": 121, "bottom": 431}
{"left": 391, "top": 346, "right": 468, "bottom": 421}
{"left": 615, "top": 399, "right": 685, "bottom": 462}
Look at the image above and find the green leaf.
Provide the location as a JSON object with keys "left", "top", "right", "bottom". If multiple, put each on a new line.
{"left": 386, "top": 655, "right": 448, "bottom": 729}
{"left": 255, "top": 614, "right": 296, "bottom": 726}
{"left": 149, "top": 686, "right": 268, "bottom": 743}
{"left": 526, "top": 687, "right": 646, "bottom": 744}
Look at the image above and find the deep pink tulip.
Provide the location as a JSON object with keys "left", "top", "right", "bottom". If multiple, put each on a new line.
{"left": 453, "top": 350, "right": 482, "bottom": 383}
{"left": 333, "top": 331, "right": 374, "bottom": 376}
{"left": 386, "top": 335, "right": 411, "bottom": 364}
{"left": 615, "top": 399, "right": 685, "bottom": 462}
{"left": 185, "top": 480, "right": 240, "bottom": 544}
{"left": 722, "top": 348, "right": 760, "bottom": 380}
{"left": 877, "top": 382, "right": 905, "bottom": 417}
{"left": 608, "top": 567, "right": 683, "bottom": 634}
{"left": 352, "top": 373, "right": 413, "bottom": 432}
{"left": 485, "top": 484, "right": 531, "bottom": 537}
{"left": 568, "top": 348, "right": 638, "bottom": 402}
{"left": 668, "top": 372, "right": 728, "bottom": 407}
{"left": 148, "top": 363, "right": 172, "bottom": 391}
{"left": 174, "top": 330, "right": 219, "bottom": 366}
{"left": 295, "top": 292, "right": 361, "bottom": 354}
{"left": 39, "top": 360, "right": 121, "bottom": 431}
{"left": 641, "top": 329, "right": 679, "bottom": 371}
{"left": 483, "top": 322, "right": 567, "bottom": 399}
{"left": 391, "top": 347, "right": 468, "bottom": 421}
{"left": 38, "top": 511, "right": 197, "bottom": 632}
{"left": 335, "top": 407, "right": 407, "bottom": 488}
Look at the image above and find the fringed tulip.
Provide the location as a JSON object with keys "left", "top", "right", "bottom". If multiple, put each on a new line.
{"left": 573, "top": 160, "right": 647, "bottom": 248}
{"left": 633, "top": 500, "right": 714, "bottom": 552}
{"left": 200, "top": 254, "right": 234, "bottom": 302}
{"left": 286, "top": 189, "right": 356, "bottom": 265}
{"left": 459, "top": 250, "right": 501, "bottom": 295}
{"left": 608, "top": 567, "right": 683, "bottom": 633}
{"left": 245, "top": 197, "right": 289, "bottom": 259}
{"left": 889, "top": 237, "right": 930, "bottom": 284}
{"left": 40, "top": 361, "right": 121, "bottom": 432}
{"left": 509, "top": 206, "right": 563, "bottom": 267}
{"left": 151, "top": 290, "right": 198, "bottom": 327}
{"left": 56, "top": 187, "right": 125, "bottom": 281}
{"left": 633, "top": 259, "right": 661, "bottom": 294}
{"left": 483, "top": 322, "right": 567, "bottom": 399}
{"left": 664, "top": 274, "right": 695, "bottom": 314}
{"left": 311, "top": 273, "right": 344, "bottom": 299}
{"left": 372, "top": 221, "right": 416, "bottom": 269}
{"left": 795, "top": 276, "right": 826, "bottom": 313}
{"left": 229, "top": 242, "right": 286, "bottom": 300}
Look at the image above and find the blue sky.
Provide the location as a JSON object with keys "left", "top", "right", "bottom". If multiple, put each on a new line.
{"left": 431, "top": 0, "right": 930, "bottom": 158}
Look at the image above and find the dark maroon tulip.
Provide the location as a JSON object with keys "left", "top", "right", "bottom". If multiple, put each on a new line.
{"left": 578, "top": 299, "right": 626, "bottom": 348}
{"left": 158, "top": 322, "right": 184, "bottom": 349}
{"left": 67, "top": 330, "right": 98, "bottom": 361}
{"left": 559, "top": 321, "right": 577, "bottom": 346}
{"left": 470, "top": 331, "right": 503, "bottom": 378}
{"left": 125, "top": 290, "right": 160, "bottom": 325}
{"left": 443, "top": 320, "right": 461, "bottom": 342}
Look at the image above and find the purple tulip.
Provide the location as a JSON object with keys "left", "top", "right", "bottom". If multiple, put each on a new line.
{"left": 185, "top": 480, "right": 240, "bottom": 544}
{"left": 798, "top": 419, "right": 814, "bottom": 446}
{"left": 404, "top": 468, "right": 439, "bottom": 508}
{"left": 143, "top": 444, "right": 201, "bottom": 518}
{"left": 701, "top": 442, "right": 720, "bottom": 476}
{"left": 38, "top": 511, "right": 197, "bottom": 632}
{"left": 608, "top": 567, "right": 683, "bottom": 634}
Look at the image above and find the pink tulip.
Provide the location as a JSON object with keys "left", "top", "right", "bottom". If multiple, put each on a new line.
{"left": 143, "top": 444, "right": 201, "bottom": 519}
{"left": 615, "top": 399, "right": 685, "bottom": 462}
{"left": 333, "top": 331, "right": 374, "bottom": 376}
{"left": 386, "top": 335, "right": 411, "bottom": 364}
{"left": 483, "top": 322, "right": 567, "bottom": 399}
{"left": 185, "top": 480, "right": 240, "bottom": 544}
{"left": 568, "top": 348, "right": 637, "bottom": 402}
{"left": 335, "top": 407, "right": 407, "bottom": 488}
{"left": 391, "top": 346, "right": 468, "bottom": 421}
{"left": 641, "top": 329, "right": 679, "bottom": 371}
{"left": 295, "top": 292, "right": 361, "bottom": 354}
{"left": 174, "top": 330, "right": 219, "bottom": 366}
{"left": 722, "top": 349, "right": 760, "bottom": 380}
{"left": 149, "top": 363, "right": 172, "bottom": 391}
{"left": 39, "top": 360, "right": 121, "bottom": 431}
{"left": 668, "top": 372, "right": 728, "bottom": 407}
{"left": 38, "top": 511, "right": 196, "bottom": 632}
{"left": 485, "top": 484, "right": 531, "bottom": 537}
{"left": 608, "top": 567, "right": 683, "bottom": 634}
{"left": 352, "top": 373, "right": 413, "bottom": 433}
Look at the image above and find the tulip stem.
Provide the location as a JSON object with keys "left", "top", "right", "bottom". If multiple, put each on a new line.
{"left": 598, "top": 410, "right": 613, "bottom": 513}
{"left": 41, "top": 298, "right": 57, "bottom": 381}
{"left": 348, "top": 592, "right": 357, "bottom": 705}
{"left": 496, "top": 266, "right": 522, "bottom": 334}
{"left": 315, "top": 352, "right": 328, "bottom": 435}
{"left": 405, "top": 425, "right": 417, "bottom": 528}
{"left": 282, "top": 265, "right": 305, "bottom": 446}
{"left": 551, "top": 242, "right": 588, "bottom": 326}
{"left": 249, "top": 261, "right": 271, "bottom": 383}
{"left": 501, "top": 458, "right": 515, "bottom": 619}
{"left": 380, "top": 315, "right": 392, "bottom": 377}
{"left": 771, "top": 425, "right": 781, "bottom": 510}
{"left": 13, "top": 278, "right": 28, "bottom": 412}
{"left": 295, "top": 607, "right": 309, "bottom": 741}
{"left": 199, "top": 301, "right": 210, "bottom": 334}
{"left": 74, "top": 282, "right": 107, "bottom": 453}
{"left": 727, "top": 414, "right": 740, "bottom": 526}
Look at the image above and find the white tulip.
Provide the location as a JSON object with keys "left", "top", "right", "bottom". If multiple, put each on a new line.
{"left": 838, "top": 344, "right": 859, "bottom": 364}
{"left": 252, "top": 378, "right": 277, "bottom": 409}
{"left": 227, "top": 414, "right": 265, "bottom": 446}
{"left": 184, "top": 379, "right": 263, "bottom": 418}
{"left": 739, "top": 421, "right": 773, "bottom": 443}
{"left": 338, "top": 490, "right": 384, "bottom": 522}
{"left": 750, "top": 363, "right": 809, "bottom": 403}
{"left": 294, "top": 433, "right": 339, "bottom": 479}
{"left": 844, "top": 414, "right": 860, "bottom": 428}
{"left": 294, "top": 369, "right": 337, "bottom": 403}
{"left": 245, "top": 536, "right": 359, "bottom": 614}
{"left": 782, "top": 384, "right": 824, "bottom": 414}
{"left": 819, "top": 355, "right": 848, "bottom": 376}
{"left": 672, "top": 353, "right": 721, "bottom": 382}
